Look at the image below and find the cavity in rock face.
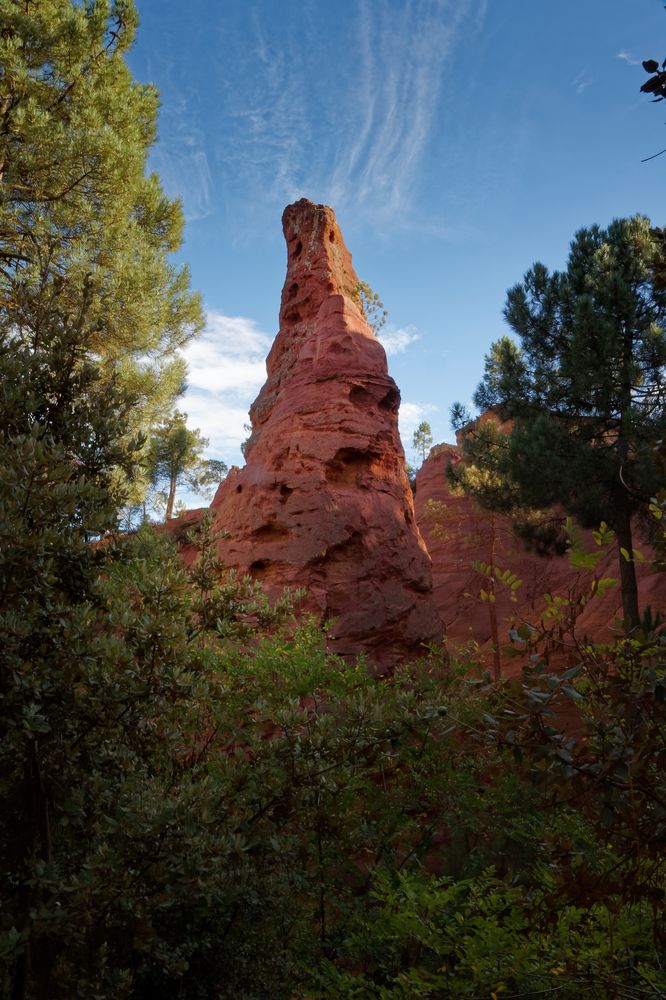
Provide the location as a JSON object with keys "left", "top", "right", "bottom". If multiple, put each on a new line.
{"left": 209, "top": 198, "right": 442, "bottom": 668}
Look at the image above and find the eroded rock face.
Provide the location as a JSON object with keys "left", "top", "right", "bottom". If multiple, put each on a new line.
{"left": 207, "top": 199, "right": 442, "bottom": 666}
{"left": 415, "top": 444, "right": 664, "bottom": 675}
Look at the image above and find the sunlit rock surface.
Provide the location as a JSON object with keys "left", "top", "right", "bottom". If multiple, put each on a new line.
{"left": 205, "top": 199, "right": 442, "bottom": 666}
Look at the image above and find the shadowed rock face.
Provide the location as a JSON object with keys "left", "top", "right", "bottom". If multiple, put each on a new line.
{"left": 414, "top": 444, "right": 665, "bottom": 676}
{"left": 208, "top": 199, "right": 442, "bottom": 667}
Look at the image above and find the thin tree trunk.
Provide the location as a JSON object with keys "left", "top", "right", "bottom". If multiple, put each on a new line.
{"left": 30, "top": 743, "right": 55, "bottom": 1000}
{"left": 615, "top": 333, "right": 640, "bottom": 630}
{"left": 165, "top": 475, "right": 177, "bottom": 520}
{"left": 0, "top": 92, "right": 13, "bottom": 187}
{"left": 11, "top": 948, "right": 27, "bottom": 1000}
{"left": 13, "top": 743, "right": 54, "bottom": 1000}
{"left": 615, "top": 503, "right": 640, "bottom": 630}
{"left": 487, "top": 516, "right": 501, "bottom": 682}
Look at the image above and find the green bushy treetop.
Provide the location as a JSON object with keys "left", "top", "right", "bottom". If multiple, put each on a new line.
{"left": 145, "top": 411, "right": 227, "bottom": 521}
{"left": 0, "top": 0, "right": 203, "bottom": 442}
{"left": 412, "top": 419, "right": 433, "bottom": 464}
{"left": 351, "top": 279, "right": 387, "bottom": 335}
{"left": 453, "top": 216, "right": 666, "bottom": 628}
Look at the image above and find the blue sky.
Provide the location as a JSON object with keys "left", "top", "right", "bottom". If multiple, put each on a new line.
{"left": 128, "top": 0, "right": 666, "bottom": 473}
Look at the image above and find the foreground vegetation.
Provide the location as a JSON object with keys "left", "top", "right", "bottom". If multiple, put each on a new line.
{"left": 1, "top": 2, "right": 665, "bottom": 996}
{"left": 1, "top": 507, "right": 664, "bottom": 997}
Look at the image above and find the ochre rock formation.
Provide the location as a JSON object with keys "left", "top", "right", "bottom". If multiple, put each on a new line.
{"left": 204, "top": 199, "right": 442, "bottom": 666}
{"left": 415, "top": 444, "right": 665, "bottom": 675}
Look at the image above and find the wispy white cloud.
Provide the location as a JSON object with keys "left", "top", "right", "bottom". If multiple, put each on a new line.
{"left": 616, "top": 50, "right": 641, "bottom": 67}
{"left": 572, "top": 71, "right": 593, "bottom": 95}
{"left": 398, "top": 401, "right": 438, "bottom": 446}
{"left": 216, "top": 0, "right": 487, "bottom": 225}
{"left": 378, "top": 324, "right": 420, "bottom": 356}
{"left": 149, "top": 90, "right": 214, "bottom": 222}
{"left": 473, "top": 0, "right": 489, "bottom": 32}
{"left": 180, "top": 310, "right": 271, "bottom": 463}
{"left": 217, "top": 11, "right": 311, "bottom": 210}
{"left": 325, "top": 0, "right": 485, "bottom": 219}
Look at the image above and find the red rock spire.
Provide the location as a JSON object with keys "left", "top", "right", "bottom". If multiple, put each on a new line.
{"left": 209, "top": 198, "right": 442, "bottom": 667}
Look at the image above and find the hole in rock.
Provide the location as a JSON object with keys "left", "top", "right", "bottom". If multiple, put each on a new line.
{"left": 287, "top": 282, "right": 299, "bottom": 300}
{"left": 284, "top": 308, "right": 301, "bottom": 324}
{"left": 404, "top": 508, "right": 413, "bottom": 524}
{"left": 326, "top": 447, "right": 378, "bottom": 487}
{"left": 379, "top": 387, "right": 400, "bottom": 412}
{"left": 236, "top": 485, "right": 243, "bottom": 493}
{"left": 329, "top": 230, "right": 335, "bottom": 243}
{"left": 349, "top": 385, "right": 374, "bottom": 408}
{"left": 325, "top": 531, "right": 364, "bottom": 567}
{"left": 250, "top": 559, "right": 270, "bottom": 572}
{"left": 293, "top": 239, "right": 302, "bottom": 258}
{"left": 253, "top": 523, "right": 289, "bottom": 542}
{"left": 280, "top": 484, "right": 293, "bottom": 499}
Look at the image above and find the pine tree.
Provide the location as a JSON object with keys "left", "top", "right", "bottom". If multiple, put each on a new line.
{"left": 412, "top": 421, "right": 433, "bottom": 464}
{"left": 459, "top": 217, "right": 666, "bottom": 628}
{"left": 352, "top": 280, "right": 387, "bottom": 335}
{"left": 146, "top": 411, "right": 227, "bottom": 520}
{"left": 0, "top": 0, "right": 203, "bottom": 438}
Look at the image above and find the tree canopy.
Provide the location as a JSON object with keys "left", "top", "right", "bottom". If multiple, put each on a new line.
{"left": 454, "top": 216, "right": 666, "bottom": 628}
{"left": 352, "top": 280, "right": 387, "bottom": 335}
{"left": 146, "top": 410, "right": 227, "bottom": 520}
{"left": 0, "top": 13, "right": 208, "bottom": 984}
{"left": 0, "top": 0, "right": 203, "bottom": 436}
{"left": 412, "top": 420, "right": 433, "bottom": 464}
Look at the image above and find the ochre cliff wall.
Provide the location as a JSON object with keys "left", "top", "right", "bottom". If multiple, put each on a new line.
{"left": 415, "top": 444, "right": 664, "bottom": 674}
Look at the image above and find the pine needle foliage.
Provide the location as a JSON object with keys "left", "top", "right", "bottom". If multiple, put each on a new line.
{"left": 455, "top": 217, "right": 666, "bottom": 628}
{"left": 0, "top": 0, "right": 203, "bottom": 436}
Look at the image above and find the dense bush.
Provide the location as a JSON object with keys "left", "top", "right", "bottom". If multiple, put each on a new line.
{"left": 4, "top": 512, "right": 664, "bottom": 997}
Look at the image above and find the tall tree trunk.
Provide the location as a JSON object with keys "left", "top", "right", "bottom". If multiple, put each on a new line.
{"left": 13, "top": 743, "right": 54, "bottom": 1000}
{"left": 615, "top": 337, "right": 640, "bottom": 631}
{"left": 165, "top": 475, "right": 177, "bottom": 520}
{"left": 615, "top": 500, "right": 640, "bottom": 631}
{"left": 0, "top": 92, "right": 14, "bottom": 187}
{"left": 487, "top": 516, "right": 502, "bottom": 682}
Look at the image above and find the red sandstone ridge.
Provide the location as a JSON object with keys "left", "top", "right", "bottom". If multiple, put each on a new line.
{"left": 415, "top": 444, "right": 665, "bottom": 677}
{"left": 205, "top": 199, "right": 442, "bottom": 666}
